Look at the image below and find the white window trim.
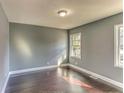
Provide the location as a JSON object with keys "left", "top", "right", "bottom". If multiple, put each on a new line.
{"left": 114, "top": 24, "right": 123, "bottom": 68}
{"left": 70, "top": 32, "right": 81, "bottom": 59}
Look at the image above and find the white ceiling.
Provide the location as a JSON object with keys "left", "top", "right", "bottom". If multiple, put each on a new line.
{"left": 0, "top": 0, "right": 123, "bottom": 29}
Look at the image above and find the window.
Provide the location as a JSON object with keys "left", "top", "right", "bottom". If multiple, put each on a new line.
{"left": 70, "top": 33, "right": 81, "bottom": 58}
{"left": 114, "top": 24, "right": 123, "bottom": 68}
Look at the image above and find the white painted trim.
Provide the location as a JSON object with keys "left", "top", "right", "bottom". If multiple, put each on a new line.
{"left": 1, "top": 73, "right": 10, "bottom": 93}
{"left": 1, "top": 64, "right": 123, "bottom": 93}
{"left": 9, "top": 65, "right": 58, "bottom": 75}
{"left": 70, "top": 32, "right": 82, "bottom": 59}
{"left": 65, "top": 64, "right": 123, "bottom": 88}
{"left": 60, "top": 64, "right": 70, "bottom": 67}
{"left": 1, "top": 65, "right": 58, "bottom": 93}
{"left": 114, "top": 24, "right": 123, "bottom": 68}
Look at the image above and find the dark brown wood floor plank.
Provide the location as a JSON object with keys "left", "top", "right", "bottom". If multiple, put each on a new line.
{"left": 5, "top": 67, "right": 122, "bottom": 93}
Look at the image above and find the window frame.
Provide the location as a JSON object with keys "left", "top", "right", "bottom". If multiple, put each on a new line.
{"left": 114, "top": 24, "right": 123, "bottom": 68}
{"left": 70, "top": 32, "right": 81, "bottom": 59}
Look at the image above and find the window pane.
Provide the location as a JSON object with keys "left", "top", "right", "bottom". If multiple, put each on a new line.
{"left": 119, "top": 26, "right": 123, "bottom": 65}
{"left": 70, "top": 33, "right": 81, "bottom": 58}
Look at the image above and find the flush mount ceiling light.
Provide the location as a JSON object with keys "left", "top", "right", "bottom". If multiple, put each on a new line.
{"left": 58, "top": 10, "right": 68, "bottom": 17}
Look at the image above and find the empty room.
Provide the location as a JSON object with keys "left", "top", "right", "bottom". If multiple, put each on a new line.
{"left": 0, "top": 0, "right": 123, "bottom": 93}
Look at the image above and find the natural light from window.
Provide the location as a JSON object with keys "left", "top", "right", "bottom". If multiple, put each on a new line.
{"left": 114, "top": 24, "right": 123, "bottom": 68}
{"left": 70, "top": 33, "right": 81, "bottom": 59}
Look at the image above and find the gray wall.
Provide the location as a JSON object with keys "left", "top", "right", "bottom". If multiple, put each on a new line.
{"left": 0, "top": 3, "right": 9, "bottom": 92}
{"left": 69, "top": 13, "right": 123, "bottom": 83}
{"left": 10, "top": 23, "right": 68, "bottom": 71}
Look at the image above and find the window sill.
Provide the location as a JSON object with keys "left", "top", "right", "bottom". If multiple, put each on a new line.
{"left": 70, "top": 56, "right": 81, "bottom": 60}
{"left": 114, "top": 65, "right": 123, "bottom": 68}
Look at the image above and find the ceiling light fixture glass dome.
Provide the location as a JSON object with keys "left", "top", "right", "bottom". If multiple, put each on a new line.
{"left": 58, "top": 10, "right": 67, "bottom": 17}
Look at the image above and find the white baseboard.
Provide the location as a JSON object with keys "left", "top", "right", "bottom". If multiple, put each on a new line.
{"left": 1, "top": 73, "right": 10, "bottom": 93}
{"left": 60, "top": 64, "right": 70, "bottom": 67}
{"left": 9, "top": 65, "right": 58, "bottom": 75}
{"left": 1, "top": 64, "right": 123, "bottom": 93}
{"left": 1, "top": 65, "right": 58, "bottom": 93}
{"left": 62, "top": 64, "right": 123, "bottom": 88}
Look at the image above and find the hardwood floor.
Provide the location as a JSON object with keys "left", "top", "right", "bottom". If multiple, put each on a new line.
{"left": 5, "top": 67, "right": 122, "bottom": 93}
